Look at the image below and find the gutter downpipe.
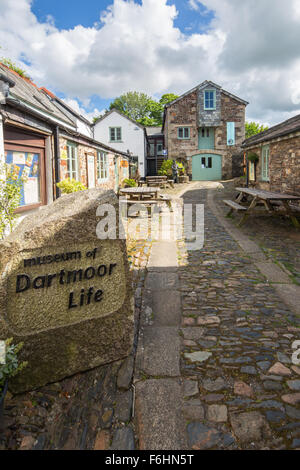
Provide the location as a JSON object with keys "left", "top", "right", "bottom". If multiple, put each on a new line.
{"left": 54, "top": 125, "right": 61, "bottom": 199}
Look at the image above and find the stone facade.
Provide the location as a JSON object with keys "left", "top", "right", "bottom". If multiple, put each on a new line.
{"left": 59, "top": 136, "right": 129, "bottom": 191}
{"left": 163, "top": 82, "right": 247, "bottom": 179}
{"left": 245, "top": 134, "right": 300, "bottom": 195}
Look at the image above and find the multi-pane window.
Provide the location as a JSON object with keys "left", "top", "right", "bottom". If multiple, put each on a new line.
{"left": 177, "top": 127, "right": 190, "bottom": 139}
{"left": 67, "top": 142, "right": 78, "bottom": 180}
{"left": 110, "top": 127, "right": 122, "bottom": 142}
{"left": 97, "top": 151, "right": 109, "bottom": 181}
{"left": 261, "top": 145, "right": 270, "bottom": 181}
{"left": 204, "top": 90, "right": 216, "bottom": 110}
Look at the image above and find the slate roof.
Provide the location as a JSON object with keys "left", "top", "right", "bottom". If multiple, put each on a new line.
{"left": 164, "top": 80, "right": 249, "bottom": 109}
{"left": 0, "top": 63, "right": 75, "bottom": 127}
{"left": 242, "top": 114, "right": 300, "bottom": 147}
{"left": 145, "top": 126, "right": 163, "bottom": 136}
{"left": 93, "top": 108, "right": 145, "bottom": 130}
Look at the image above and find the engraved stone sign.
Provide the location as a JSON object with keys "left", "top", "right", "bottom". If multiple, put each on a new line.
{"left": 0, "top": 189, "right": 134, "bottom": 392}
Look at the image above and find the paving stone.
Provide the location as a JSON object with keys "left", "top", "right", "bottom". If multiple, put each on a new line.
{"left": 265, "top": 410, "right": 286, "bottom": 424}
{"left": 186, "top": 422, "right": 222, "bottom": 450}
{"left": 117, "top": 355, "right": 134, "bottom": 390}
{"left": 19, "top": 435, "right": 36, "bottom": 450}
{"left": 201, "top": 394, "right": 224, "bottom": 403}
{"left": 183, "top": 380, "right": 199, "bottom": 398}
{"left": 291, "top": 438, "right": 300, "bottom": 449}
{"left": 240, "top": 366, "right": 257, "bottom": 375}
{"left": 181, "top": 327, "right": 205, "bottom": 340}
{"left": 110, "top": 428, "right": 135, "bottom": 450}
{"left": 207, "top": 405, "right": 228, "bottom": 423}
{"left": 257, "top": 361, "right": 271, "bottom": 371}
{"left": 94, "top": 430, "right": 110, "bottom": 450}
{"left": 197, "top": 316, "right": 220, "bottom": 325}
{"left": 277, "top": 352, "right": 291, "bottom": 364}
{"left": 234, "top": 381, "right": 253, "bottom": 398}
{"left": 182, "top": 403, "right": 205, "bottom": 421}
{"left": 268, "top": 362, "right": 292, "bottom": 376}
{"left": 114, "top": 390, "right": 133, "bottom": 422}
{"left": 202, "top": 377, "right": 225, "bottom": 392}
{"left": 286, "top": 380, "right": 300, "bottom": 391}
{"left": 292, "top": 366, "right": 300, "bottom": 375}
{"left": 253, "top": 400, "right": 284, "bottom": 410}
{"left": 230, "top": 411, "right": 271, "bottom": 444}
{"left": 285, "top": 405, "right": 300, "bottom": 420}
{"left": 281, "top": 393, "right": 300, "bottom": 405}
{"left": 184, "top": 351, "right": 212, "bottom": 363}
{"left": 263, "top": 380, "right": 283, "bottom": 391}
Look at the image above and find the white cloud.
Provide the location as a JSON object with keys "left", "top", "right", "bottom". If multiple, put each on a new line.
{"left": 62, "top": 98, "right": 104, "bottom": 121}
{"left": 0, "top": 0, "right": 299, "bottom": 126}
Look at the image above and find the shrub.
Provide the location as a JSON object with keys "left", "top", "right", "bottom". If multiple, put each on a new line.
{"left": 123, "top": 178, "right": 137, "bottom": 187}
{"left": 0, "top": 338, "right": 28, "bottom": 393}
{"left": 56, "top": 178, "right": 87, "bottom": 194}
{"left": 158, "top": 159, "right": 185, "bottom": 176}
{"left": 247, "top": 152, "right": 259, "bottom": 163}
{"left": 0, "top": 163, "right": 26, "bottom": 239}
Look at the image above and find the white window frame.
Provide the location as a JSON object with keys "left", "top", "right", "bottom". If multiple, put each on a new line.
{"left": 110, "top": 127, "right": 122, "bottom": 142}
{"left": 97, "top": 151, "right": 109, "bottom": 182}
{"left": 67, "top": 141, "right": 78, "bottom": 180}
{"left": 204, "top": 89, "right": 216, "bottom": 110}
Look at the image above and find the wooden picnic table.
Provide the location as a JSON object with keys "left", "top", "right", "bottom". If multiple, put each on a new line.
{"left": 119, "top": 186, "right": 161, "bottom": 200}
{"left": 223, "top": 187, "right": 300, "bottom": 228}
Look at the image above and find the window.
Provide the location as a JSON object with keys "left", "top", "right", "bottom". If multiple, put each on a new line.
{"left": 204, "top": 90, "right": 216, "bottom": 110}
{"left": 249, "top": 161, "right": 255, "bottom": 181}
{"left": 261, "top": 145, "right": 270, "bottom": 181}
{"left": 67, "top": 142, "right": 78, "bottom": 180}
{"left": 110, "top": 127, "right": 122, "bottom": 142}
{"left": 177, "top": 127, "right": 190, "bottom": 139}
{"left": 97, "top": 151, "right": 109, "bottom": 181}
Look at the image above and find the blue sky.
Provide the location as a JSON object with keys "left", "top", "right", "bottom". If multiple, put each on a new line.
{"left": 32, "top": 0, "right": 214, "bottom": 34}
{"left": 1, "top": 0, "right": 300, "bottom": 125}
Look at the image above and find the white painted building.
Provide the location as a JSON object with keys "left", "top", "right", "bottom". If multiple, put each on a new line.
{"left": 93, "top": 109, "right": 147, "bottom": 177}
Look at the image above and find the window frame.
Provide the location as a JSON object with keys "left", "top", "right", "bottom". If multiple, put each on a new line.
{"left": 66, "top": 141, "right": 79, "bottom": 181}
{"left": 261, "top": 144, "right": 270, "bottom": 182}
{"left": 97, "top": 151, "right": 109, "bottom": 182}
{"left": 204, "top": 89, "right": 216, "bottom": 110}
{"left": 109, "top": 127, "right": 122, "bottom": 142}
{"left": 177, "top": 127, "right": 190, "bottom": 140}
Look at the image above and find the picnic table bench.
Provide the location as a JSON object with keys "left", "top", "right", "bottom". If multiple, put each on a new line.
{"left": 119, "top": 186, "right": 172, "bottom": 215}
{"left": 223, "top": 187, "right": 300, "bottom": 228}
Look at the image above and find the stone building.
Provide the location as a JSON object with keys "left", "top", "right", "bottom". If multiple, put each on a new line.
{"left": 242, "top": 114, "right": 300, "bottom": 195}
{"left": 162, "top": 81, "right": 248, "bottom": 180}
{"left": 0, "top": 63, "right": 130, "bottom": 218}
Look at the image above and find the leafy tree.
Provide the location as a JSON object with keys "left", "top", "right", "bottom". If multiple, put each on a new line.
{"left": 245, "top": 121, "right": 269, "bottom": 139}
{"left": 109, "top": 91, "right": 153, "bottom": 122}
{"left": 105, "top": 91, "right": 179, "bottom": 127}
{"left": 1, "top": 57, "right": 31, "bottom": 80}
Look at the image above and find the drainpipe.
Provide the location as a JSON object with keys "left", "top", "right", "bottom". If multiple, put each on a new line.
{"left": 245, "top": 152, "right": 249, "bottom": 187}
{"left": 0, "top": 114, "right": 4, "bottom": 166}
{"left": 53, "top": 125, "right": 61, "bottom": 199}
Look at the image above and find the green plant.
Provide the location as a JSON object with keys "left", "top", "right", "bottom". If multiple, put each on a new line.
{"left": 0, "top": 163, "right": 26, "bottom": 239}
{"left": 56, "top": 178, "right": 87, "bottom": 194}
{"left": 1, "top": 58, "right": 31, "bottom": 80}
{"left": 123, "top": 178, "right": 137, "bottom": 187}
{"left": 0, "top": 338, "right": 28, "bottom": 393}
{"left": 247, "top": 152, "right": 259, "bottom": 163}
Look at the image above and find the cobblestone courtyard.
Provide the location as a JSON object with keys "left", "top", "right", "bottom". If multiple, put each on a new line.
{"left": 1, "top": 181, "right": 300, "bottom": 450}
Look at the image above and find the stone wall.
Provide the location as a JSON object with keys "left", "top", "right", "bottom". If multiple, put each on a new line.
{"left": 164, "top": 89, "right": 246, "bottom": 179}
{"left": 59, "top": 137, "right": 117, "bottom": 191}
{"left": 246, "top": 135, "right": 300, "bottom": 195}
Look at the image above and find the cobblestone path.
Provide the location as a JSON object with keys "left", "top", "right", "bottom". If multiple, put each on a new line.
{"left": 179, "top": 185, "right": 300, "bottom": 450}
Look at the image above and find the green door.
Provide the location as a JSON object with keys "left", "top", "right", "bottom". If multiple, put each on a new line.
{"left": 198, "top": 127, "right": 215, "bottom": 150}
{"left": 192, "top": 154, "right": 222, "bottom": 181}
